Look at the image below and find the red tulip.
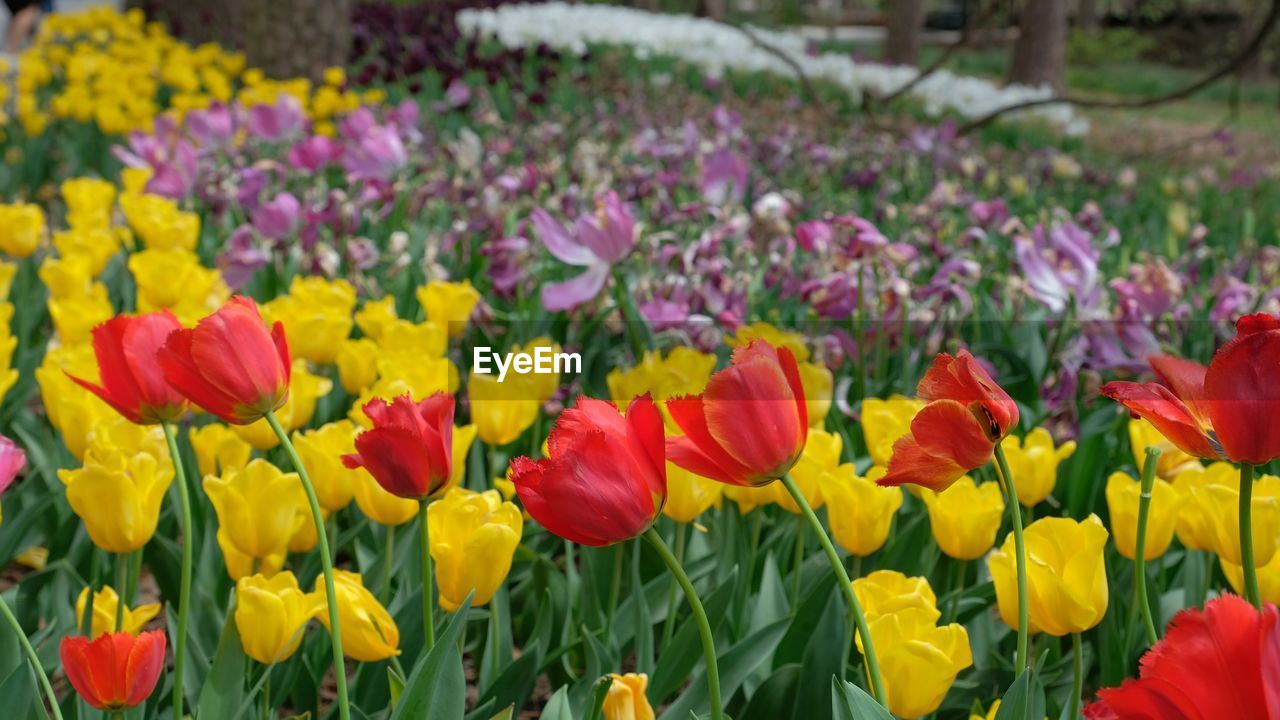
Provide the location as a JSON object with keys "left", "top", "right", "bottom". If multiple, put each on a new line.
{"left": 878, "top": 350, "right": 1019, "bottom": 491}
{"left": 665, "top": 340, "right": 807, "bottom": 487}
{"left": 66, "top": 312, "right": 188, "bottom": 424}
{"left": 60, "top": 630, "right": 167, "bottom": 711}
{"left": 342, "top": 393, "right": 455, "bottom": 500}
{"left": 1102, "top": 313, "right": 1280, "bottom": 466}
{"left": 510, "top": 395, "right": 665, "bottom": 546}
{"left": 158, "top": 296, "right": 291, "bottom": 425}
{"left": 1084, "top": 594, "right": 1280, "bottom": 719}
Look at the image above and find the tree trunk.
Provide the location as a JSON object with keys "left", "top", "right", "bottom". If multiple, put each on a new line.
{"left": 884, "top": 0, "right": 927, "bottom": 66}
{"left": 1009, "top": 0, "right": 1068, "bottom": 92}
{"left": 132, "top": 0, "right": 353, "bottom": 83}
{"left": 1076, "top": 0, "right": 1098, "bottom": 28}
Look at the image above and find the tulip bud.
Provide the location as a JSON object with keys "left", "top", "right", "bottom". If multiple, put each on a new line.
{"left": 602, "top": 673, "right": 656, "bottom": 720}
{"left": 988, "top": 515, "right": 1109, "bottom": 636}
{"left": 203, "top": 459, "right": 306, "bottom": 580}
{"left": 999, "top": 427, "right": 1075, "bottom": 507}
{"left": 75, "top": 586, "right": 161, "bottom": 639}
{"left": 428, "top": 488, "right": 523, "bottom": 611}
{"left": 1105, "top": 471, "right": 1185, "bottom": 560}
{"left": 314, "top": 570, "right": 400, "bottom": 662}
{"left": 235, "top": 572, "right": 324, "bottom": 664}
{"left": 921, "top": 476, "right": 1005, "bottom": 561}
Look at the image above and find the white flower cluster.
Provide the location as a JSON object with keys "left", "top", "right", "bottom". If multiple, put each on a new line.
{"left": 459, "top": 2, "right": 1087, "bottom": 135}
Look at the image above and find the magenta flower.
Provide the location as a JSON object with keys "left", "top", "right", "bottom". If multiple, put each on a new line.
{"left": 701, "top": 147, "right": 748, "bottom": 206}
{"left": 113, "top": 117, "right": 199, "bottom": 199}
{"left": 251, "top": 192, "right": 302, "bottom": 240}
{"left": 287, "top": 136, "right": 343, "bottom": 172}
{"left": 531, "top": 191, "right": 636, "bottom": 312}
{"left": 185, "top": 103, "right": 235, "bottom": 149}
{"left": 0, "top": 435, "right": 24, "bottom": 496}
{"left": 247, "top": 95, "right": 305, "bottom": 142}
{"left": 339, "top": 109, "right": 408, "bottom": 181}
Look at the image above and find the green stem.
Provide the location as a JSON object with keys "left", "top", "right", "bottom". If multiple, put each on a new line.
{"left": 1069, "top": 632, "right": 1084, "bottom": 720}
{"left": 419, "top": 500, "right": 436, "bottom": 650}
{"left": 488, "top": 600, "right": 502, "bottom": 683}
{"left": 660, "top": 523, "right": 687, "bottom": 650}
{"left": 790, "top": 513, "right": 806, "bottom": 611}
{"left": 0, "top": 596, "right": 64, "bottom": 720}
{"left": 945, "top": 559, "right": 966, "bottom": 624}
{"left": 265, "top": 411, "right": 351, "bottom": 720}
{"left": 604, "top": 543, "right": 624, "bottom": 640}
{"left": 380, "top": 524, "right": 395, "bottom": 605}
{"left": 779, "top": 474, "right": 887, "bottom": 707}
{"left": 162, "top": 422, "right": 193, "bottom": 720}
{"left": 643, "top": 528, "right": 724, "bottom": 720}
{"left": 611, "top": 267, "right": 647, "bottom": 359}
{"left": 1240, "top": 463, "right": 1261, "bottom": 609}
{"left": 1135, "top": 446, "right": 1162, "bottom": 647}
{"left": 993, "top": 444, "right": 1030, "bottom": 674}
{"left": 114, "top": 552, "right": 128, "bottom": 632}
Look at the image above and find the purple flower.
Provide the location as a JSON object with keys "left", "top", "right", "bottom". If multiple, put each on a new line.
{"left": 795, "top": 220, "right": 833, "bottom": 252}
{"left": 445, "top": 79, "right": 472, "bottom": 108}
{"left": 252, "top": 192, "right": 302, "bottom": 240}
{"left": 638, "top": 297, "right": 690, "bottom": 332}
{"left": 288, "top": 135, "right": 343, "bottom": 172}
{"left": 532, "top": 191, "right": 637, "bottom": 312}
{"left": 186, "top": 103, "right": 235, "bottom": 148}
{"left": 1110, "top": 259, "right": 1183, "bottom": 320}
{"left": 1210, "top": 276, "right": 1255, "bottom": 324}
{"left": 0, "top": 434, "right": 24, "bottom": 496}
{"left": 1015, "top": 220, "right": 1102, "bottom": 314}
{"left": 113, "top": 121, "right": 199, "bottom": 199}
{"left": 342, "top": 122, "right": 408, "bottom": 181}
{"left": 701, "top": 147, "right": 748, "bottom": 206}
{"left": 969, "top": 198, "right": 1009, "bottom": 227}
{"left": 217, "top": 225, "right": 270, "bottom": 290}
{"left": 247, "top": 95, "right": 305, "bottom": 142}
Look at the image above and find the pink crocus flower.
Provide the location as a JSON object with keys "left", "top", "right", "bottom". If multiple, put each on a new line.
{"left": 531, "top": 191, "right": 636, "bottom": 312}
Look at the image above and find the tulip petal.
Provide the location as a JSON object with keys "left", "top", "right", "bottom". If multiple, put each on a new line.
{"left": 666, "top": 396, "right": 756, "bottom": 486}
{"left": 879, "top": 400, "right": 994, "bottom": 491}
{"left": 124, "top": 631, "right": 166, "bottom": 708}
{"left": 702, "top": 342, "right": 805, "bottom": 477}
{"left": 540, "top": 262, "right": 610, "bottom": 312}
{"left": 159, "top": 329, "right": 244, "bottom": 423}
{"left": 1203, "top": 327, "right": 1280, "bottom": 465}
{"left": 917, "top": 351, "right": 1019, "bottom": 439}
{"left": 1100, "top": 381, "right": 1219, "bottom": 460}
{"left": 532, "top": 208, "right": 596, "bottom": 266}
{"left": 624, "top": 395, "right": 667, "bottom": 499}
{"left": 1150, "top": 354, "right": 1210, "bottom": 424}
{"left": 349, "top": 426, "right": 437, "bottom": 499}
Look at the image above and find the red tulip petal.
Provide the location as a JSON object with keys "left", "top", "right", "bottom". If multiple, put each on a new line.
{"left": 917, "top": 350, "right": 1019, "bottom": 439}
{"left": 877, "top": 401, "right": 991, "bottom": 491}
{"left": 665, "top": 396, "right": 756, "bottom": 485}
{"left": 66, "top": 373, "right": 145, "bottom": 424}
{"left": 271, "top": 318, "right": 292, "bottom": 388}
{"left": 189, "top": 296, "right": 287, "bottom": 414}
{"left": 1237, "top": 312, "right": 1280, "bottom": 336}
{"left": 352, "top": 426, "right": 435, "bottom": 499}
{"left": 1150, "top": 354, "right": 1210, "bottom": 425}
{"left": 534, "top": 429, "right": 656, "bottom": 546}
{"left": 701, "top": 341, "right": 805, "bottom": 478}
{"left": 1203, "top": 328, "right": 1280, "bottom": 465}
{"left": 90, "top": 315, "right": 145, "bottom": 412}
{"left": 1100, "top": 381, "right": 1219, "bottom": 460}
{"left": 124, "top": 631, "right": 166, "bottom": 708}
{"left": 122, "top": 311, "right": 186, "bottom": 418}
{"left": 624, "top": 394, "right": 666, "bottom": 499}
{"left": 61, "top": 635, "right": 109, "bottom": 710}
{"left": 1262, "top": 607, "right": 1280, "bottom": 719}
{"left": 777, "top": 345, "right": 809, "bottom": 432}
{"left": 159, "top": 329, "right": 244, "bottom": 424}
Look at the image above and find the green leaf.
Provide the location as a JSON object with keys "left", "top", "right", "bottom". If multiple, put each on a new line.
{"left": 739, "top": 664, "right": 802, "bottom": 720}
{"left": 390, "top": 594, "right": 472, "bottom": 720}
{"left": 994, "top": 669, "right": 1046, "bottom": 720}
{"left": 831, "top": 677, "right": 894, "bottom": 720}
{"left": 477, "top": 593, "right": 553, "bottom": 713}
{"left": 793, "top": 591, "right": 846, "bottom": 720}
{"left": 195, "top": 613, "right": 247, "bottom": 719}
{"left": 658, "top": 617, "right": 790, "bottom": 720}
{"left": 388, "top": 665, "right": 407, "bottom": 707}
{"left": 541, "top": 686, "right": 575, "bottom": 720}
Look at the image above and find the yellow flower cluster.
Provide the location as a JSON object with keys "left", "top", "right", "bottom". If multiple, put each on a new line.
{"left": 7, "top": 7, "right": 377, "bottom": 138}
{"left": 852, "top": 571, "right": 972, "bottom": 719}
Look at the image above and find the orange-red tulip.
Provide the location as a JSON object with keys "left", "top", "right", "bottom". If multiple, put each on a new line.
{"left": 879, "top": 350, "right": 1019, "bottom": 491}
{"left": 158, "top": 296, "right": 291, "bottom": 425}
{"left": 67, "top": 312, "right": 188, "bottom": 424}
{"left": 1101, "top": 313, "right": 1280, "bottom": 466}
{"left": 342, "top": 393, "right": 455, "bottom": 500}
{"left": 665, "top": 340, "right": 807, "bottom": 487}
{"left": 510, "top": 395, "right": 665, "bottom": 546}
{"left": 60, "top": 630, "right": 166, "bottom": 711}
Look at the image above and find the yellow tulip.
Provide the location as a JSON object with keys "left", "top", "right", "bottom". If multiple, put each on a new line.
{"left": 119, "top": 193, "right": 199, "bottom": 251}
{"left": 52, "top": 227, "right": 122, "bottom": 275}
{"left": 1104, "top": 471, "right": 1185, "bottom": 560}
{"left": 775, "top": 428, "right": 843, "bottom": 513}
{"left": 336, "top": 338, "right": 379, "bottom": 394}
{"left": 48, "top": 282, "right": 114, "bottom": 345}
{"left": 293, "top": 421, "right": 361, "bottom": 513}
{"left": 469, "top": 372, "right": 541, "bottom": 446}
{"left": 1186, "top": 477, "right": 1280, "bottom": 567}
{"left": 607, "top": 347, "right": 716, "bottom": 431}
{"left": 602, "top": 673, "right": 655, "bottom": 720}
{"left": 350, "top": 357, "right": 458, "bottom": 425}
{"left": 203, "top": 459, "right": 306, "bottom": 580}
{"left": 859, "top": 608, "right": 972, "bottom": 719}
{"left": 261, "top": 277, "right": 356, "bottom": 364}
{"left": 0, "top": 202, "right": 45, "bottom": 257}
{"left": 921, "top": 476, "right": 1005, "bottom": 561}
{"left": 428, "top": 488, "right": 523, "bottom": 611}
{"left": 450, "top": 424, "right": 478, "bottom": 490}
{"left": 1222, "top": 553, "right": 1280, "bottom": 605}
{"left": 1129, "top": 418, "right": 1200, "bottom": 479}
{"left": 59, "top": 448, "right": 173, "bottom": 553}
{"left": 354, "top": 296, "right": 399, "bottom": 341}
{"left": 1, "top": 304, "right": 16, "bottom": 402}
{"left": 1170, "top": 462, "right": 1236, "bottom": 551}
{"left": 1000, "top": 428, "right": 1076, "bottom": 507}
{"left": 75, "top": 585, "right": 161, "bottom": 639}
{"left": 514, "top": 337, "right": 564, "bottom": 404}
{"left": 233, "top": 360, "right": 333, "bottom": 450}
{"left": 852, "top": 570, "right": 939, "bottom": 622}
{"left": 722, "top": 484, "right": 775, "bottom": 514}
{"left": 235, "top": 572, "right": 324, "bottom": 664}
{"left": 377, "top": 319, "right": 447, "bottom": 360}
{"left": 0, "top": 261, "right": 14, "bottom": 300}
{"left": 129, "top": 247, "right": 231, "bottom": 325}
{"left": 417, "top": 280, "right": 480, "bottom": 338}
{"left": 798, "top": 360, "right": 832, "bottom": 428}
{"left": 314, "top": 570, "right": 400, "bottom": 661}
{"left": 662, "top": 462, "right": 723, "bottom": 524}
{"left": 729, "top": 322, "right": 809, "bottom": 361}
{"left": 825, "top": 465, "right": 903, "bottom": 557}
{"left": 353, "top": 466, "right": 419, "bottom": 526}
{"left": 861, "top": 395, "right": 923, "bottom": 467}
{"left": 61, "top": 177, "right": 116, "bottom": 230}
{"left": 988, "top": 515, "right": 1108, "bottom": 636}
{"left": 38, "top": 254, "right": 95, "bottom": 299}
{"left": 188, "top": 423, "right": 252, "bottom": 477}
{"left": 970, "top": 700, "right": 1001, "bottom": 720}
